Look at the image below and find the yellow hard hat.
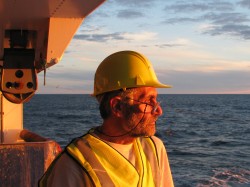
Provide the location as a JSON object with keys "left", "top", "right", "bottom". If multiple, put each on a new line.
{"left": 93, "top": 50, "right": 171, "bottom": 96}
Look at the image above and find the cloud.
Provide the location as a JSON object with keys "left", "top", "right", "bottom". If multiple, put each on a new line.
{"left": 239, "top": 0, "right": 250, "bottom": 9}
{"left": 122, "top": 32, "right": 157, "bottom": 41}
{"left": 74, "top": 32, "right": 125, "bottom": 42}
{"left": 203, "top": 12, "right": 249, "bottom": 25}
{"left": 63, "top": 50, "right": 72, "bottom": 54}
{"left": 154, "top": 38, "right": 189, "bottom": 48}
{"left": 162, "top": 17, "right": 200, "bottom": 24}
{"left": 117, "top": 9, "right": 144, "bottom": 19}
{"left": 162, "top": 1, "right": 250, "bottom": 40}
{"left": 74, "top": 31, "right": 157, "bottom": 42}
{"left": 162, "top": 14, "right": 250, "bottom": 40}
{"left": 200, "top": 12, "right": 250, "bottom": 39}
{"left": 86, "top": 0, "right": 250, "bottom": 41}
{"left": 164, "top": 1, "right": 234, "bottom": 13}
{"left": 155, "top": 43, "right": 184, "bottom": 48}
{"left": 113, "top": 0, "right": 155, "bottom": 7}
{"left": 202, "top": 23, "right": 250, "bottom": 40}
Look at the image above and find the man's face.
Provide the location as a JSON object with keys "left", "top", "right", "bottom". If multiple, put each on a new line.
{"left": 122, "top": 87, "right": 163, "bottom": 137}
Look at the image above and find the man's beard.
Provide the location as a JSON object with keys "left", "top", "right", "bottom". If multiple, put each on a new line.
{"left": 124, "top": 107, "right": 157, "bottom": 137}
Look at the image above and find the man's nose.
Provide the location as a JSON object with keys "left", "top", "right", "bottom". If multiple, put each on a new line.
{"left": 153, "top": 105, "right": 163, "bottom": 116}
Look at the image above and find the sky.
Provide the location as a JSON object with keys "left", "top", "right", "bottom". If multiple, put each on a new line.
{"left": 37, "top": 0, "right": 250, "bottom": 94}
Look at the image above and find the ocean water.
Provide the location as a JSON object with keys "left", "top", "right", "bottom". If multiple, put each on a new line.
{"left": 24, "top": 94, "right": 250, "bottom": 187}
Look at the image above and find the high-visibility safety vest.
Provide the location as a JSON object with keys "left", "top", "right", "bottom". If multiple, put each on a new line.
{"left": 40, "top": 133, "right": 160, "bottom": 187}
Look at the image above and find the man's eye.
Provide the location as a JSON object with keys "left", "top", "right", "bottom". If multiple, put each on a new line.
{"left": 146, "top": 100, "right": 155, "bottom": 105}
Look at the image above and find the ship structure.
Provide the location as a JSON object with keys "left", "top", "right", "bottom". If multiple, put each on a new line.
{"left": 0, "top": 0, "right": 105, "bottom": 186}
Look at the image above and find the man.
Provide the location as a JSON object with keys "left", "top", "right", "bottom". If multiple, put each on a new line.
{"left": 39, "top": 50, "right": 174, "bottom": 187}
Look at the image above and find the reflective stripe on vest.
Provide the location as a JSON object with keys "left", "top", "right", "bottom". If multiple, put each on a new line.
{"left": 67, "top": 134, "right": 160, "bottom": 187}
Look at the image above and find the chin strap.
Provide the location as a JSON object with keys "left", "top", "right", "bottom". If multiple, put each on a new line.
{"left": 96, "top": 106, "right": 148, "bottom": 138}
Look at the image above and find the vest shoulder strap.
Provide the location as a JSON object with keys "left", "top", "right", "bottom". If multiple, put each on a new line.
{"left": 139, "top": 137, "right": 161, "bottom": 186}
{"left": 141, "top": 136, "right": 160, "bottom": 166}
{"left": 67, "top": 136, "right": 115, "bottom": 187}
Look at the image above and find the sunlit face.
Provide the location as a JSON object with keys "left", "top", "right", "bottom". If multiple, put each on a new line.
{"left": 122, "top": 87, "right": 163, "bottom": 137}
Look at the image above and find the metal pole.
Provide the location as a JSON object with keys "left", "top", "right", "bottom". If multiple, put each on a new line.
{"left": 1, "top": 93, "right": 4, "bottom": 143}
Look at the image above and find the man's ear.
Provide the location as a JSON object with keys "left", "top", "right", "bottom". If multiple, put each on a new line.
{"left": 110, "top": 97, "right": 123, "bottom": 117}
